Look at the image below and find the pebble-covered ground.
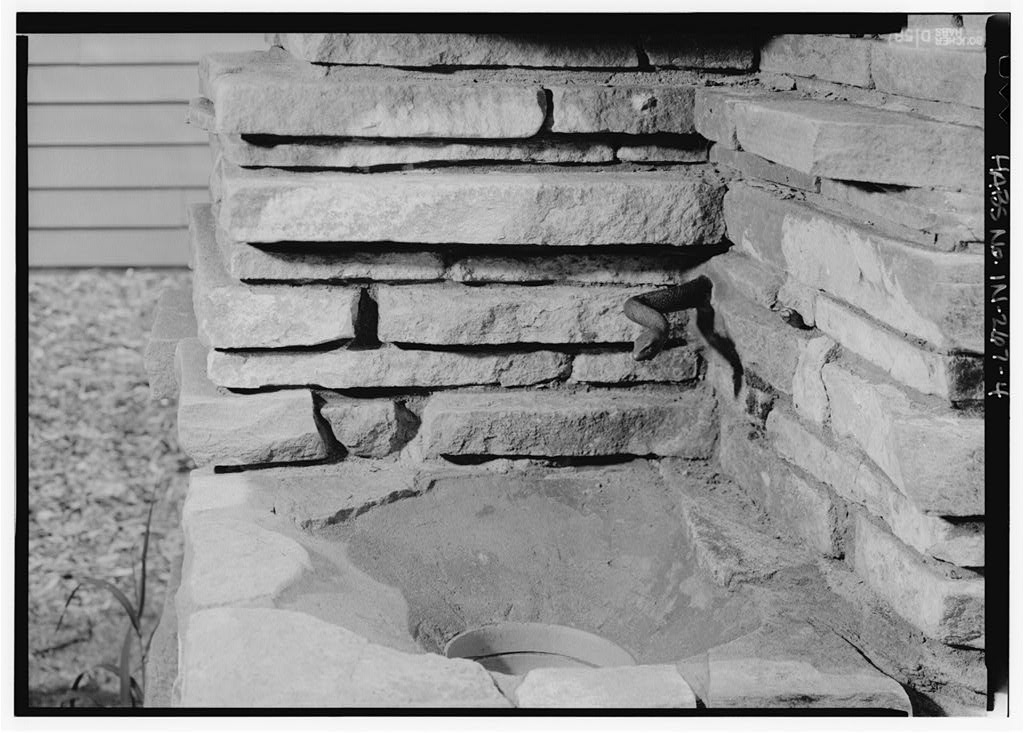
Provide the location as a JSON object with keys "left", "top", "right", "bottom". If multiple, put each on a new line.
{"left": 28, "top": 268, "right": 194, "bottom": 706}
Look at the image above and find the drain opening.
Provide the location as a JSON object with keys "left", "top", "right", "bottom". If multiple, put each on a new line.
{"left": 444, "top": 622, "right": 636, "bottom": 675}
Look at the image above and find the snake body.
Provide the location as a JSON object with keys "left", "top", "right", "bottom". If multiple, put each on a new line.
{"left": 623, "top": 275, "right": 713, "bottom": 361}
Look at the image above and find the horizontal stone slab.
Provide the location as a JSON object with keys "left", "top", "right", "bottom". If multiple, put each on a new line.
{"left": 767, "top": 406, "right": 984, "bottom": 567}
{"left": 642, "top": 34, "right": 755, "bottom": 70}
{"left": 730, "top": 95, "right": 982, "bottom": 189}
{"left": 189, "top": 204, "right": 358, "bottom": 348}
{"left": 724, "top": 183, "right": 983, "bottom": 353}
{"left": 375, "top": 283, "right": 688, "bottom": 345}
{"left": 569, "top": 347, "right": 702, "bottom": 384}
{"left": 448, "top": 251, "right": 706, "bottom": 286}
{"left": 792, "top": 75, "right": 983, "bottom": 130}
{"left": 693, "top": 87, "right": 774, "bottom": 149}
{"left": 549, "top": 84, "right": 695, "bottom": 134}
{"left": 180, "top": 607, "right": 510, "bottom": 706}
{"left": 812, "top": 293, "right": 983, "bottom": 402}
{"left": 144, "top": 285, "right": 197, "bottom": 401}
{"left": 175, "top": 338, "right": 328, "bottom": 467}
{"left": 760, "top": 35, "right": 873, "bottom": 87}
{"left": 819, "top": 178, "right": 982, "bottom": 248}
{"left": 696, "top": 622, "right": 913, "bottom": 711}
{"left": 709, "top": 272, "right": 813, "bottom": 396}
{"left": 180, "top": 513, "right": 311, "bottom": 612}
{"left": 320, "top": 398, "right": 409, "bottom": 458}
{"left": 616, "top": 143, "right": 708, "bottom": 163}
{"left": 717, "top": 410, "right": 839, "bottom": 556}
{"left": 853, "top": 513, "right": 984, "bottom": 647}
{"left": 871, "top": 41, "right": 985, "bottom": 108}
{"left": 269, "top": 32, "right": 640, "bottom": 68}
{"left": 208, "top": 344, "right": 570, "bottom": 390}
{"left": 224, "top": 241, "right": 448, "bottom": 283}
{"left": 217, "top": 133, "right": 616, "bottom": 169}
{"left": 822, "top": 359, "right": 984, "bottom": 516}
{"left": 700, "top": 249, "right": 784, "bottom": 310}
{"left": 200, "top": 50, "right": 547, "bottom": 137}
{"left": 183, "top": 462, "right": 422, "bottom": 532}
{"left": 217, "top": 161, "right": 726, "bottom": 245}
{"left": 515, "top": 665, "right": 696, "bottom": 708}
{"left": 710, "top": 145, "right": 820, "bottom": 192}
{"left": 419, "top": 386, "right": 718, "bottom": 458}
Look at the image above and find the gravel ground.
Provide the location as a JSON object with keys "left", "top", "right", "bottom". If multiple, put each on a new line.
{"left": 27, "top": 268, "right": 194, "bottom": 706}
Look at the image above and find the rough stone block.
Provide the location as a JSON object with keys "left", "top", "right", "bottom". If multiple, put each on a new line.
{"left": 767, "top": 407, "right": 984, "bottom": 567}
{"left": 144, "top": 285, "right": 197, "bottom": 401}
{"left": 200, "top": 50, "right": 547, "bottom": 137}
{"left": 175, "top": 338, "right": 328, "bottom": 468}
{"left": 871, "top": 41, "right": 985, "bottom": 108}
{"left": 693, "top": 87, "right": 772, "bottom": 149}
{"left": 189, "top": 204, "right": 358, "bottom": 349}
{"left": 776, "top": 277, "right": 818, "bottom": 327}
{"left": 710, "top": 277, "right": 812, "bottom": 396}
{"left": 760, "top": 35, "right": 873, "bottom": 87}
{"left": 616, "top": 143, "right": 708, "bottom": 163}
{"left": 569, "top": 347, "right": 701, "bottom": 385}
{"left": 320, "top": 398, "right": 407, "bottom": 458}
{"left": 710, "top": 145, "right": 820, "bottom": 192}
{"left": 701, "top": 249, "right": 784, "bottom": 310}
{"left": 419, "top": 387, "right": 718, "bottom": 459}
{"left": 268, "top": 32, "right": 639, "bottom": 68}
{"left": 217, "top": 160, "right": 726, "bottom": 246}
{"left": 731, "top": 96, "right": 983, "bottom": 189}
{"left": 819, "top": 179, "right": 982, "bottom": 247}
{"left": 723, "top": 183, "right": 983, "bottom": 353}
{"left": 813, "top": 294, "right": 984, "bottom": 402}
{"left": 186, "top": 96, "right": 214, "bottom": 131}
{"left": 853, "top": 513, "right": 984, "bottom": 647}
{"left": 791, "top": 335, "right": 839, "bottom": 425}
{"left": 448, "top": 252, "right": 703, "bottom": 286}
{"left": 696, "top": 621, "right": 912, "bottom": 711}
{"left": 549, "top": 84, "right": 696, "bottom": 134}
{"left": 642, "top": 35, "right": 755, "bottom": 70}
{"left": 717, "top": 412, "right": 839, "bottom": 556}
{"left": 179, "top": 607, "right": 510, "bottom": 707}
{"left": 224, "top": 241, "right": 448, "bottom": 283}
{"left": 671, "top": 462, "right": 816, "bottom": 587}
{"left": 180, "top": 514, "right": 311, "bottom": 611}
{"left": 514, "top": 665, "right": 696, "bottom": 708}
{"left": 208, "top": 344, "right": 570, "bottom": 390}
{"left": 822, "top": 360, "right": 984, "bottom": 516}
{"left": 376, "top": 283, "right": 687, "bottom": 346}
{"left": 217, "top": 132, "right": 615, "bottom": 169}
{"left": 792, "top": 75, "right": 983, "bottom": 129}
{"left": 184, "top": 461, "right": 422, "bottom": 532}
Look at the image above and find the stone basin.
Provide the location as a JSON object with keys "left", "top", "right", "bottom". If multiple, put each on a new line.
{"left": 171, "top": 459, "right": 914, "bottom": 711}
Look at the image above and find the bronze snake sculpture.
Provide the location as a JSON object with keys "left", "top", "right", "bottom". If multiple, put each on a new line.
{"left": 623, "top": 275, "right": 714, "bottom": 361}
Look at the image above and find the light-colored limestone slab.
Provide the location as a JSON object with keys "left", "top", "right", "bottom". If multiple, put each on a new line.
{"left": 723, "top": 183, "right": 983, "bottom": 353}
{"left": 420, "top": 387, "right": 718, "bottom": 459}
{"left": 320, "top": 398, "right": 406, "bottom": 458}
{"left": 269, "top": 32, "right": 639, "bottom": 68}
{"left": 853, "top": 513, "right": 984, "bottom": 647}
{"left": 871, "top": 41, "right": 985, "bottom": 108}
{"left": 549, "top": 84, "right": 695, "bottom": 134}
{"left": 175, "top": 338, "right": 327, "bottom": 467}
{"left": 200, "top": 50, "right": 547, "bottom": 138}
{"left": 375, "top": 283, "right": 686, "bottom": 345}
{"left": 760, "top": 35, "right": 873, "bottom": 87}
{"left": 569, "top": 347, "right": 702, "bottom": 384}
{"left": 514, "top": 665, "right": 696, "bottom": 708}
{"left": 216, "top": 161, "right": 727, "bottom": 246}
{"left": 821, "top": 359, "right": 984, "bottom": 516}
{"left": 208, "top": 344, "right": 571, "bottom": 390}
{"left": 179, "top": 607, "right": 510, "bottom": 707}
{"left": 767, "top": 406, "right": 984, "bottom": 566}
{"left": 189, "top": 204, "right": 358, "bottom": 348}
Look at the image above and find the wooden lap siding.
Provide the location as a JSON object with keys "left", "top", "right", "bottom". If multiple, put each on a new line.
{"left": 27, "top": 34, "right": 266, "bottom": 267}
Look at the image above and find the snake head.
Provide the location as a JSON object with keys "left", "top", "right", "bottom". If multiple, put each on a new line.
{"left": 632, "top": 331, "right": 667, "bottom": 361}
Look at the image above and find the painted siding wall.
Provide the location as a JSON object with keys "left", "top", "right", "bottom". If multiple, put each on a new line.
{"left": 27, "top": 33, "right": 267, "bottom": 267}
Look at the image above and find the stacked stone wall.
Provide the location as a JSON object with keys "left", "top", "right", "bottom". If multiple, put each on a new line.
{"left": 145, "top": 22, "right": 989, "bottom": 711}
